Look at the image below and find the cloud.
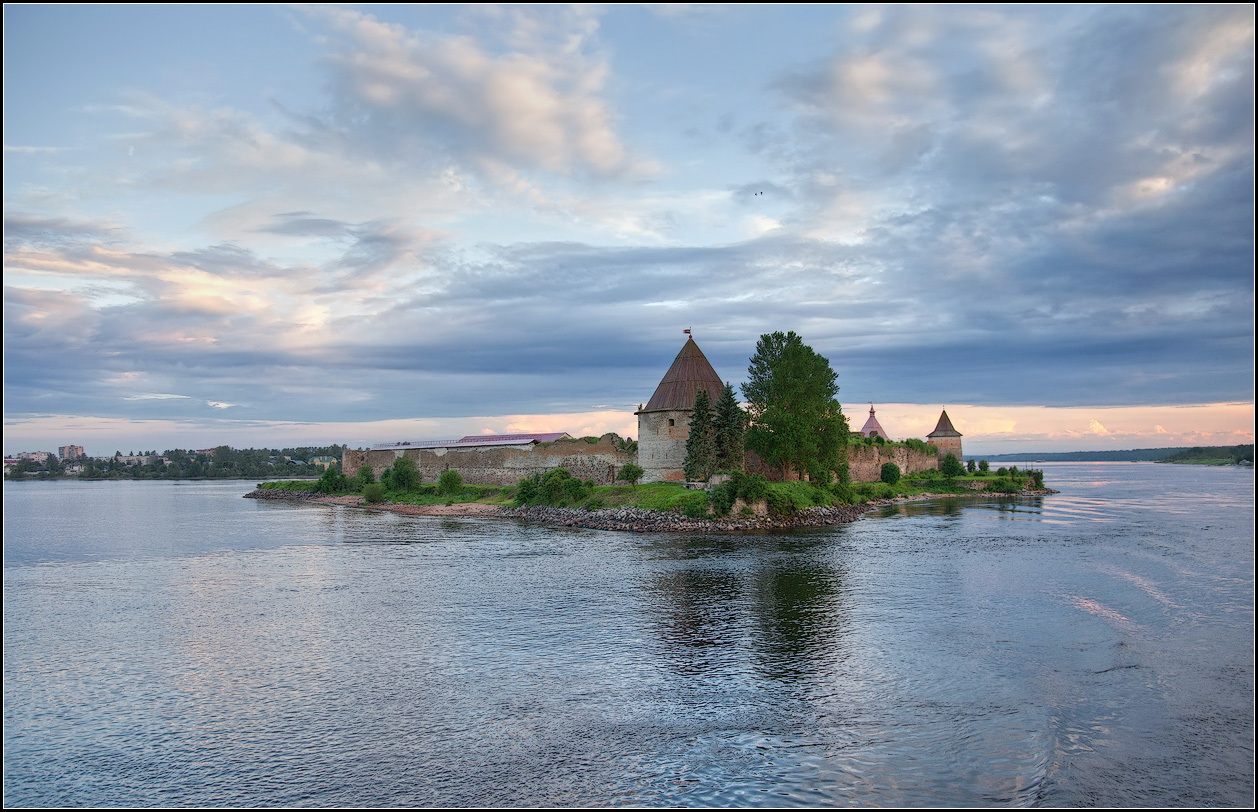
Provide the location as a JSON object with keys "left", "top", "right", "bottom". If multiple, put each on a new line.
{"left": 305, "top": 4, "right": 645, "bottom": 179}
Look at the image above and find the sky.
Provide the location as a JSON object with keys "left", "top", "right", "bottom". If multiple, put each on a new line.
{"left": 3, "top": 4, "right": 1254, "bottom": 457}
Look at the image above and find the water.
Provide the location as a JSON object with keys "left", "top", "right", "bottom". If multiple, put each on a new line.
{"left": 3, "top": 464, "right": 1253, "bottom": 807}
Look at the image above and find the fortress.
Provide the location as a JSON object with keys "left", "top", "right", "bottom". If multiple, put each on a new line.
{"left": 342, "top": 336, "right": 959, "bottom": 485}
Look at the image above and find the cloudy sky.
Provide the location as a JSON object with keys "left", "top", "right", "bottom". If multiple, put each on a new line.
{"left": 4, "top": 4, "right": 1254, "bottom": 456}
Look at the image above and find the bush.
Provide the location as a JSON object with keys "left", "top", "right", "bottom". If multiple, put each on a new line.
{"left": 978, "top": 459, "right": 989, "bottom": 473}
{"left": 941, "top": 453, "right": 966, "bottom": 480}
{"left": 437, "top": 469, "right": 464, "bottom": 495}
{"left": 880, "top": 462, "right": 901, "bottom": 485}
{"left": 875, "top": 483, "right": 895, "bottom": 499}
{"left": 362, "top": 483, "right": 387, "bottom": 503}
{"left": 514, "top": 468, "right": 591, "bottom": 507}
{"left": 709, "top": 481, "right": 737, "bottom": 516}
{"left": 390, "top": 456, "right": 420, "bottom": 492}
{"left": 764, "top": 490, "right": 794, "bottom": 517}
{"left": 737, "top": 472, "right": 769, "bottom": 504}
{"left": 616, "top": 463, "right": 645, "bottom": 489}
{"left": 313, "top": 466, "right": 349, "bottom": 494}
{"left": 996, "top": 466, "right": 1009, "bottom": 477}
{"left": 354, "top": 465, "right": 375, "bottom": 489}
{"left": 966, "top": 459, "right": 976, "bottom": 473}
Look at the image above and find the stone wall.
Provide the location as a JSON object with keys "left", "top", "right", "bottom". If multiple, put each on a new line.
{"left": 847, "top": 444, "right": 940, "bottom": 482}
{"left": 342, "top": 435, "right": 635, "bottom": 487}
{"left": 745, "top": 445, "right": 941, "bottom": 483}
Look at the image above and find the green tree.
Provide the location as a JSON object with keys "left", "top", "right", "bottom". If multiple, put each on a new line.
{"left": 616, "top": 462, "right": 645, "bottom": 489}
{"left": 389, "top": 455, "right": 420, "bottom": 492}
{"left": 941, "top": 453, "right": 965, "bottom": 480}
{"left": 880, "top": 462, "right": 901, "bottom": 485}
{"left": 354, "top": 465, "right": 375, "bottom": 490}
{"left": 978, "top": 459, "right": 989, "bottom": 473}
{"left": 437, "top": 469, "right": 464, "bottom": 495}
{"left": 967, "top": 458, "right": 976, "bottom": 473}
{"left": 683, "top": 387, "right": 717, "bottom": 481}
{"left": 712, "top": 383, "right": 746, "bottom": 473}
{"left": 742, "top": 331, "right": 849, "bottom": 483}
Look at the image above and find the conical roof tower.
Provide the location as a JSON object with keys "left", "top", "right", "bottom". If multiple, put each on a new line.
{"left": 860, "top": 404, "right": 889, "bottom": 439}
{"left": 636, "top": 336, "right": 727, "bottom": 482}
{"left": 927, "top": 409, "right": 961, "bottom": 438}
{"left": 640, "top": 337, "right": 725, "bottom": 413}
{"left": 926, "top": 408, "right": 963, "bottom": 461}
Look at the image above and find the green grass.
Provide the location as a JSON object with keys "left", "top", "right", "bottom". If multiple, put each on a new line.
{"left": 257, "top": 480, "right": 319, "bottom": 491}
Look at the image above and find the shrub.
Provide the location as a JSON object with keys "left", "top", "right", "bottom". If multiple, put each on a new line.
{"left": 941, "top": 453, "right": 966, "bottom": 480}
{"left": 515, "top": 468, "right": 590, "bottom": 507}
{"left": 966, "top": 458, "right": 976, "bottom": 473}
{"left": 437, "top": 469, "right": 464, "bottom": 496}
{"left": 616, "top": 462, "right": 645, "bottom": 489}
{"left": 390, "top": 456, "right": 420, "bottom": 492}
{"left": 362, "top": 483, "right": 387, "bottom": 503}
{"left": 710, "top": 480, "right": 738, "bottom": 516}
{"left": 880, "top": 462, "right": 901, "bottom": 486}
{"left": 313, "top": 466, "right": 349, "bottom": 494}
{"left": 737, "top": 472, "right": 769, "bottom": 504}
{"left": 764, "top": 490, "right": 794, "bottom": 517}
{"left": 354, "top": 465, "right": 376, "bottom": 489}
{"left": 875, "top": 483, "right": 895, "bottom": 499}
{"left": 978, "top": 459, "right": 989, "bottom": 473}
{"left": 996, "top": 466, "right": 1009, "bottom": 477}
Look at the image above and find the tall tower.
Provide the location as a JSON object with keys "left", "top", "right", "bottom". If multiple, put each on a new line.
{"left": 635, "top": 336, "right": 725, "bottom": 482}
{"left": 926, "top": 409, "right": 963, "bottom": 461}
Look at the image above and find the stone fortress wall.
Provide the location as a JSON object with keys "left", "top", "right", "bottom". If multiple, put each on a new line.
{"left": 846, "top": 444, "right": 941, "bottom": 482}
{"left": 342, "top": 435, "right": 635, "bottom": 487}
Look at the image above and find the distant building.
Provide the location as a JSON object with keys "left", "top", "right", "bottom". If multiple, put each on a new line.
{"left": 859, "top": 405, "right": 889, "bottom": 439}
{"left": 59, "top": 445, "right": 85, "bottom": 460}
{"left": 635, "top": 336, "right": 726, "bottom": 483}
{"left": 926, "top": 409, "right": 963, "bottom": 460}
{"left": 309, "top": 455, "right": 339, "bottom": 469}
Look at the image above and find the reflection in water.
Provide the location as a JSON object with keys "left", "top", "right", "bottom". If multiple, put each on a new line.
{"left": 643, "top": 536, "right": 848, "bottom": 686}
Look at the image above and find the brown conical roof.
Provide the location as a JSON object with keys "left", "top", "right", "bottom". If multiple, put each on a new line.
{"left": 640, "top": 337, "right": 725, "bottom": 412}
{"left": 927, "top": 409, "right": 962, "bottom": 438}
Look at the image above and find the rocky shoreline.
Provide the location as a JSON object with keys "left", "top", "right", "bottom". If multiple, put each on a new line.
{"left": 246, "top": 485, "right": 1057, "bottom": 532}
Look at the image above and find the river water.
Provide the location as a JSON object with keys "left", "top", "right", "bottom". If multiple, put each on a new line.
{"left": 3, "top": 463, "right": 1253, "bottom": 807}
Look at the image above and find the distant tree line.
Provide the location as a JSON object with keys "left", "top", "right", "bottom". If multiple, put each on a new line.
{"left": 6, "top": 445, "right": 346, "bottom": 480}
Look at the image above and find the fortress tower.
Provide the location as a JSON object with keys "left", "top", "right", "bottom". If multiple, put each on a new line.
{"left": 635, "top": 336, "right": 725, "bottom": 482}
{"left": 859, "top": 405, "right": 889, "bottom": 439}
{"left": 926, "top": 409, "right": 963, "bottom": 461}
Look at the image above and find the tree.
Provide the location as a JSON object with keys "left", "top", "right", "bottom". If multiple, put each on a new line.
{"left": 742, "top": 331, "right": 849, "bottom": 483}
{"left": 683, "top": 387, "right": 716, "bottom": 481}
{"left": 880, "top": 462, "right": 901, "bottom": 486}
{"left": 438, "top": 469, "right": 464, "bottom": 496}
{"left": 389, "top": 455, "right": 420, "bottom": 492}
{"left": 712, "top": 383, "right": 745, "bottom": 473}
{"left": 967, "top": 458, "right": 976, "bottom": 473}
{"left": 978, "top": 459, "right": 989, "bottom": 474}
{"left": 941, "top": 453, "right": 965, "bottom": 480}
{"left": 616, "top": 463, "right": 645, "bottom": 489}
